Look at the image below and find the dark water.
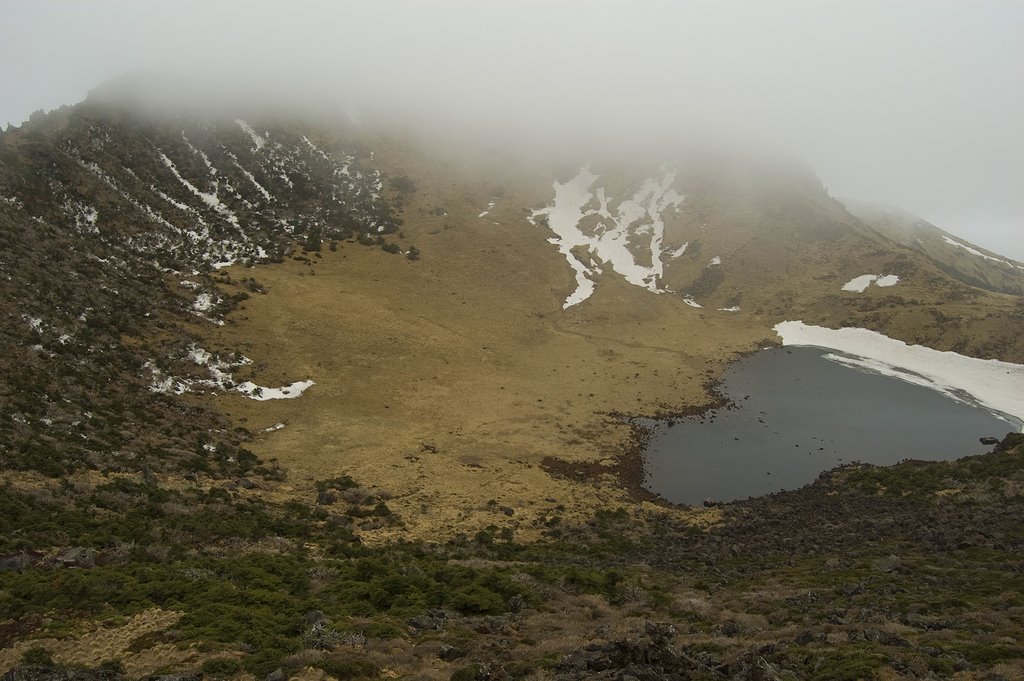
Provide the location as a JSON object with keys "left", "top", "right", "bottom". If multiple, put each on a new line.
{"left": 643, "top": 347, "right": 1020, "bottom": 506}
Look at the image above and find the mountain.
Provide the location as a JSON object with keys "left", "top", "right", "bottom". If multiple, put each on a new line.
{"left": 842, "top": 198, "right": 1024, "bottom": 296}
{"left": 2, "top": 85, "right": 1024, "bottom": 681}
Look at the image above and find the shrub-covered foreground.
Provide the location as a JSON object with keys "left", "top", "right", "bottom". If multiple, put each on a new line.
{"left": 3, "top": 435, "right": 1024, "bottom": 680}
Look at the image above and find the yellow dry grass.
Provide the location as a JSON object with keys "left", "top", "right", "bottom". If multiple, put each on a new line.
{"left": 197, "top": 156, "right": 769, "bottom": 541}
{"left": 191, "top": 134, "right": 1023, "bottom": 541}
{"left": 0, "top": 609, "right": 196, "bottom": 678}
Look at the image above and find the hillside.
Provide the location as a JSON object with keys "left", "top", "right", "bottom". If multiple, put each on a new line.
{"left": 2, "top": 87, "right": 1024, "bottom": 680}
{"left": 842, "top": 198, "right": 1024, "bottom": 297}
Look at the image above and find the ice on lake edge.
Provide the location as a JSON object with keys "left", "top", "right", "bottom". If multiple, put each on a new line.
{"left": 774, "top": 320, "right": 1024, "bottom": 431}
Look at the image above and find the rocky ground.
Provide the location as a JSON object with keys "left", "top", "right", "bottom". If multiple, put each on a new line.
{"left": 2, "top": 434, "right": 1022, "bottom": 680}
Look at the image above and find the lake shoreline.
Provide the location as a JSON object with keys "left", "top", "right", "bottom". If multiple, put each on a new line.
{"left": 640, "top": 346, "right": 1017, "bottom": 506}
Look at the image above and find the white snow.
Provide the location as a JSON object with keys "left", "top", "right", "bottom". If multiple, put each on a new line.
{"left": 708, "top": 256, "right": 722, "bottom": 266}
{"left": 159, "top": 151, "right": 239, "bottom": 226}
{"left": 301, "top": 135, "right": 331, "bottom": 161}
{"left": 774, "top": 321, "right": 1024, "bottom": 430}
{"left": 153, "top": 187, "right": 202, "bottom": 217}
{"left": 182, "top": 135, "right": 217, "bottom": 175}
{"left": 530, "top": 166, "right": 685, "bottom": 308}
{"left": 235, "top": 380, "right": 315, "bottom": 401}
{"left": 65, "top": 202, "right": 99, "bottom": 233}
{"left": 264, "top": 423, "right": 287, "bottom": 432}
{"left": 842, "top": 275, "right": 878, "bottom": 292}
{"left": 718, "top": 306, "right": 741, "bottom": 312}
{"left": 682, "top": 297, "right": 703, "bottom": 308}
{"left": 239, "top": 166, "right": 272, "bottom": 201}
{"left": 943, "top": 235, "right": 996, "bottom": 261}
{"left": 235, "top": 119, "right": 266, "bottom": 150}
{"left": 841, "top": 274, "right": 900, "bottom": 292}
{"left": 192, "top": 292, "right": 216, "bottom": 312}
{"left": 225, "top": 151, "right": 273, "bottom": 202}
{"left": 478, "top": 200, "right": 496, "bottom": 218}
{"left": 668, "top": 242, "right": 689, "bottom": 258}
{"left": 149, "top": 346, "right": 313, "bottom": 401}
{"left": 941, "top": 235, "right": 1023, "bottom": 270}
{"left": 79, "top": 159, "right": 176, "bottom": 231}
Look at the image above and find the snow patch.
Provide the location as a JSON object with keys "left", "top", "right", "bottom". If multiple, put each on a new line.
{"left": 530, "top": 166, "right": 685, "bottom": 308}
{"left": 774, "top": 321, "right": 1024, "bottom": 429}
{"left": 148, "top": 346, "right": 314, "bottom": 401}
{"left": 235, "top": 380, "right": 315, "bottom": 401}
{"left": 302, "top": 135, "right": 331, "bottom": 161}
{"left": 708, "top": 256, "right": 722, "bottom": 266}
{"left": 235, "top": 119, "right": 266, "bottom": 150}
{"left": 682, "top": 297, "right": 703, "bottom": 308}
{"left": 159, "top": 151, "right": 240, "bottom": 226}
{"left": 841, "top": 274, "right": 900, "bottom": 292}
{"left": 842, "top": 275, "right": 878, "bottom": 292}
{"left": 718, "top": 306, "right": 740, "bottom": 312}
{"left": 191, "top": 292, "right": 223, "bottom": 323}
{"left": 63, "top": 201, "right": 99, "bottom": 233}
{"left": 941, "top": 235, "right": 1022, "bottom": 269}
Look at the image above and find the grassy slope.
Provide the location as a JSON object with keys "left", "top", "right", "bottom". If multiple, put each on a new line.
{"left": 190, "top": 131, "right": 1024, "bottom": 543}
{"left": 4, "top": 108, "right": 1024, "bottom": 680}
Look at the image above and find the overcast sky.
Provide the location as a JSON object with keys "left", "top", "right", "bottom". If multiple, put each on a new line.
{"left": 2, "top": 0, "right": 1022, "bottom": 259}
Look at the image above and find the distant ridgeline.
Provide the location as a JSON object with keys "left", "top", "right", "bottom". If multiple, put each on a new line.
{"left": 0, "top": 96, "right": 410, "bottom": 476}
{"left": 842, "top": 199, "right": 1024, "bottom": 297}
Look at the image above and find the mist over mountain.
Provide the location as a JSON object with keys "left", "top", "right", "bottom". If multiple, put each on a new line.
{"left": 3, "top": 1, "right": 1022, "bottom": 259}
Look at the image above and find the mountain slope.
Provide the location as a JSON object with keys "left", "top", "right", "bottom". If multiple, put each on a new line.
{"left": 3, "top": 91, "right": 1023, "bottom": 528}
{"left": 3, "top": 86, "right": 1024, "bottom": 681}
{"left": 0, "top": 91, "right": 409, "bottom": 478}
{"left": 842, "top": 198, "right": 1024, "bottom": 296}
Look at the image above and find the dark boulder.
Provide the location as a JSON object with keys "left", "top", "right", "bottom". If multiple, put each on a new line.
{"left": 407, "top": 609, "right": 448, "bottom": 631}
{"left": 505, "top": 594, "right": 525, "bottom": 613}
{"left": 53, "top": 547, "right": 95, "bottom": 568}
{"left": 994, "top": 432, "right": 1024, "bottom": 452}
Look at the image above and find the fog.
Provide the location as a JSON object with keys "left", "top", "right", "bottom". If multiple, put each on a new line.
{"left": 2, "top": 0, "right": 1022, "bottom": 258}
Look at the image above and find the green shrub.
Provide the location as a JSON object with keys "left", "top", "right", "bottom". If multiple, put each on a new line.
{"left": 99, "top": 659, "right": 126, "bottom": 675}
{"left": 450, "top": 664, "right": 483, "bottom": 681}
{"left": 318, "top": 655, "right": 379, "bottom": 680}
{"left": 449, "top": 584, "right": 504, "bottom": 614}
{"left": 201, "top": 657, "right": 242, "bottom": 677}
{"left": 21, "top": 647, "right": 54, "bottom": 667}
